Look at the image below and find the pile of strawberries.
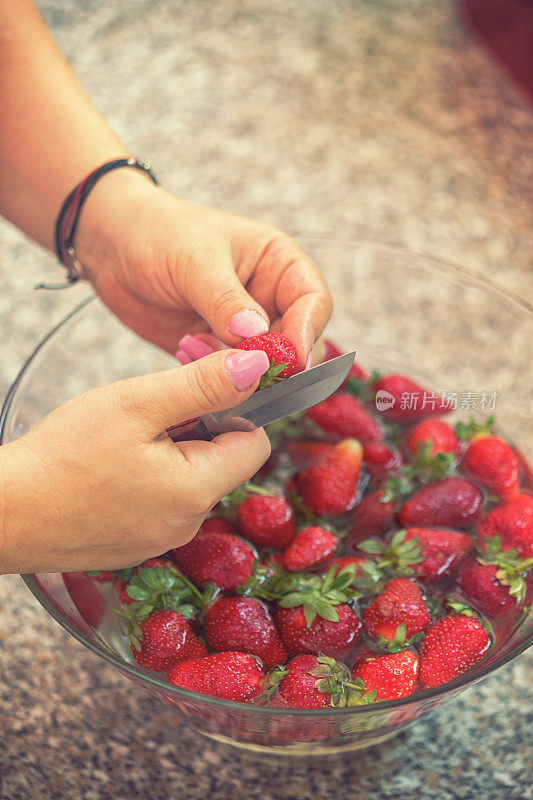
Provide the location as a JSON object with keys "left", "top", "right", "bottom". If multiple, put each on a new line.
{"left": 83, "top": 335, "right": 533, "bottom": 709}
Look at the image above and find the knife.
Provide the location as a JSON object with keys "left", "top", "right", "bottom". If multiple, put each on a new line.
{"left": 166, "top": 350, "right": 356, "bottom": 442}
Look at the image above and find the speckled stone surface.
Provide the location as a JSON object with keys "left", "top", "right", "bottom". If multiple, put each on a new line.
{"left": 1, "top": 1, "right": 532, "bottom": 798}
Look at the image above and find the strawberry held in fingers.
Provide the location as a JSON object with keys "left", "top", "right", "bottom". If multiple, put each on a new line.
{"left": 172, "top": 530, "right": 255, "bottom": 590}
{"left": 238, "top": 332, "right": 299, "bottom": 387}
{"left": 373, "top": 374, "right": 451, "bottom": 423}
{"left": 204, "top": 596, "right": 287, "bottom": 670}
{"left": 353, "top": 650, "right": 420, "bottom": 701}
{"left": 399, "top": 478, "right": 483, "bottom": 530}
{"left": 477, "top": 494, "right": 533, "bottom": 559}
{"left": 280, "top": 526, "right": 338, "bottom": 572}
{"left": 296, "top": 438, "right": 363, "bottom": 516}
{"left": 403, "top": 528, "right": 474, "bottom": 583}
{"left": 132, "top": 609, "right": 207, "bottom": 672}
{"left": 305, "top": 393, "right": 383, "bottom": 443}
{"left": 362, "top": 578, "right": 431, "bottom": 643}
{"left": 167, "top": 651, "right": 265, "bottom": 702}
{"left": 462, "top": 435, "right": 520, "bottom": 500}
{"left": 419, "top": 615, "right": 490, "bottom": 688}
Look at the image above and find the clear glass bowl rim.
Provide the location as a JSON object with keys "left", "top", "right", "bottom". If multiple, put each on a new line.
{"left": 1, "top": 240, "right": 532, "bottom": 717}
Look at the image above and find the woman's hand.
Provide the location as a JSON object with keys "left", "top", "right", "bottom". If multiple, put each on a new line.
{"left": 0, "top": 349, "right": 271, "bottom": 575}
{"left": 76, "top": 171, "right": 332, "bottom": 366}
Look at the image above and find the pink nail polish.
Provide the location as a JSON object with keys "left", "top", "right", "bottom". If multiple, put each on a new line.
{"left": 225, "top": 350, "right": 270, "bottom": 390}
{"left": 305, "top": 352, "right": 312, "bottom": 370}
{"left": 176, "top": 349, "right": 192, "bottom": 365}
{"left": 178, "top": 334, "right": 213, "bottom": 360}
{"left": 229, "top": 309, "right": 269, "bottom": 338}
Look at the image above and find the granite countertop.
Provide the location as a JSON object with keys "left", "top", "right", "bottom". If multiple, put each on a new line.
{"left": 1, "top": 1, "right": 532, "bottom": 798}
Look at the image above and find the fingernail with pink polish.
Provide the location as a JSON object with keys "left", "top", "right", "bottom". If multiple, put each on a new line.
{"left": 176, "top": 349, "right": 192, "bottom": 365}
{"left": 305, "top": 352, "right": 312, "bottom": 370}
{"left": 225, "top": 350, "right": 270, "bottom": 390}
{"left": 178, "top": 334, "right": 213, "bottom": 360}
{"left": 229, "top": 309, "right": 269, "bottom": 338}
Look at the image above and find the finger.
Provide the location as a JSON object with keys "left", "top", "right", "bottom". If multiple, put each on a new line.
{"left": 181, "top": 255, "right": 270, "bottom": 346}
{"left": 115, "top": 348, "right": 270, "bottom": 436}
{"left": 177, "top": 427, "right": 272, "bottom": 503}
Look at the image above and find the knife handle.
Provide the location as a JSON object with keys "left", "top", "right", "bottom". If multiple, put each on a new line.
{"left": 166, "top": 418, "right": 214, "bottom": 443}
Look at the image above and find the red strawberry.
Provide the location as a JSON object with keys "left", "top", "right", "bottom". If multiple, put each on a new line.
{"left": 363, "top": 442, "right": 402, "bottom": 484}
{"left": 403, "top": 527, "right": 474, "bottom": 583}
{"left": 62, "top": 572, "right": 106, "bottom": 629}
{"left": 167, "top": 651, "right": 265, "bottom": 702}
{"left": 138, "top": 557, "right": 172, "bottom": 570}
{"left": 353, "top": 650, "right": 419, "bottom": 700}
{"left": 477, "top": 494, "right": 533, "bottom": 558}
{"left": 238, "top": 332, "right": 299, "bottom": 384}
{"left": 132, "top": 609, "right": 207, "bottom": 672}
{"left": 237, "top": 493, "right": 296, "bottom": 550}
{"left": 323, "top": 340, "right": 368, "bottom": 382}
{"left": 372, "top": 374, "right": 451, "bottom": 423}
{"left": 275, "top": 655, "right": 332, "bottom": 708}
{"left": 204, "top": 596, "right": 287, "bottom": 670}
{"left": 405, "top": 419, "right": 459, "bottom": 459}
{"left": 197, "top": 516, "right": 237, "bottom": 536}
{"left": 399, "top": 478, "right": 483, "bottom": 530}
{"left": 362, "top": 578, "right": 431, "bottom": 642}
{"left": 280, "top": 526, "right": 338, "bottom": 572}
{"left": 419, "top": 615, "right": 490, "bottom": 688}
{"left": 285, "top": 440, "right": 333, "bottom": 470}
{"left": 114, "top": 578, "right": 135, "bottom": 606}
{"left": 462, "top": 435, "right": 520, "bottom": 500}
{"left": 296, "top": 438, "right": 363, "bottom": 516}
{"left": 324, "top": 556, "right": 368, "bottom": 578}
{"left": 276, "top": 603, "right": 362, "bottom": 659}
{"left": 172, "top": 530, "right": 255, "bottom": 590}
{"left": 88, "top": 570, "right": 115, "bottom": 583}
{"left": 346, "top": 490, "right": 396, "bottom": 551}
{"left": 456, "top": 559, "right": 516, "bottom": 618}
{"left": 306, "top": 393, "right": 383, "bottom": 443}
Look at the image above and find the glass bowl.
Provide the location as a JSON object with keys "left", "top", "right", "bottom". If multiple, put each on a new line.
{"left": 1, "top": 240, "right": 532, "bottom": 757}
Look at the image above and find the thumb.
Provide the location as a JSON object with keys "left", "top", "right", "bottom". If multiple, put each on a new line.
{"left": 115, "top": 348, "right": 270, "bottom": 436}
{"left": 182, "top": 257, "right": 270, "bottom": 345}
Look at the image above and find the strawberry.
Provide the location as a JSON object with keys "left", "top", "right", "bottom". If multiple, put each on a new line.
{"left": 405, "top": 419, "right": 459, "bottom": 459}
{"left": 323, "top": 339, "right": 368, "bottom": 382}
{"left": 62, "top": 572, "right": 106, "bottom": 629}
{"left": 305, "top": 393, "right": 383, "bottom": 443}
{"left": 362, "top": 578, "right": 431, "bottom": 643}
{"left": 456, "top": 559, "right": 517, "bottom": 618}
{"left": 398, "top": 478, "right": 483, "bottom": 530}
{"left": 403, "top": 527, "right": 474, "bottom": 583}
{"left": 372, "top": 374, "right": 451, "bottom": 423}
{"left": 132, "top": 609, "right": 207, "bottom": 672}
{"left": 238, "top": 332, "right": 299, "bottom": 387}
{"left": 363, "top": 442, "right": 402, "bottom": 484}
{"left": 285, "top": 440, "right": 333, "bottom": 469}
{"left": 324, "top": 556, "right": 368, "bottom": 578}
{"left": 204, "top": 596, "right": 287, "bottom": 670}
{"left": 462, "top": 435, "right": 520, "bottom": 500}
{"left": 167, "top": 651, "right": 265, "bottom": 701}
{"left": 276, "top": 603, "right": 362, "bottom": 659}
{"left": 346, "top": 490, "right": 396, "bottom": 551}
{"left": 273, "top": 654, "right": 376, "bottom": 709}
{"left": 114, "top": 578, "right": 135, "bottom": 606}
{"left": 353, "top": 650, "right": 419, "bottom": 701}
{"left": 280, "top": 526, "right": 338, "bottom": 572}
{"left": 477, "top": 494, "right": 533, "bottom": 559}
{"left": 87, "top": 570, "right": 115, "bottom": 583}
{"left": 138, "top": 557, "right": 172, "bottom": 570}
{"left": 172, "top": 530, "right": 255, "bottom": 590}
{"left": 197, "top": 516, "right": 237, "bottom": 536}
{"left": 418, "top": 615, "right": 490, "bottom": 688}
{"left": 237, "top": 492, "right": 296, "bottom": 550}
{"left": 296, "top": 438, "right": 363, "bottom": 516}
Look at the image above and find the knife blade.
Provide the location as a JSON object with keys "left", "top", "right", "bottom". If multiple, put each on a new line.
{"left": 167, "top": 350, "right": 356, "bottom": 442}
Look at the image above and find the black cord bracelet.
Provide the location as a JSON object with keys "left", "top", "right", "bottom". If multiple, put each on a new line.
{"left": 39, "top": 157, "right": 159, "bottom": 290}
